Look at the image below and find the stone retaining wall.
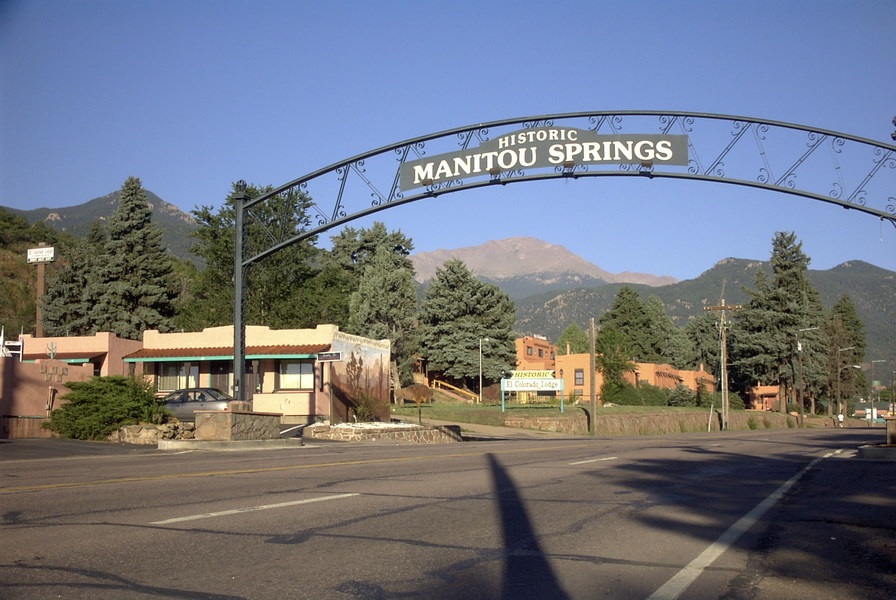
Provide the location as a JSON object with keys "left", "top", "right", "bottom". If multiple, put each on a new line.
{"left": 303, "top": 424, "right": 463, "bottom": 443}
{"left": 195, "top": 410, "right": 282, "bottom": 441}
{"left": 108, "top": 422, "right": 196, "bottom": 444}
{"left": 503, "top": 410, "right": 795, "bottom": 436}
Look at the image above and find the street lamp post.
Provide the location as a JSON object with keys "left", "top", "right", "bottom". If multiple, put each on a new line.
{"left": 834, "top": 347, "right": 854, "bottom": 417}
{"left": 478, "top": 338, "right": 489, "bottom": 404}
{"left": 837, "top": 363, "right": 861, "bottom": 419}
{"left": 891, "top": 370, "right": 896, "bottom": 418}
{"left": 870, "top": 359, "right": 885, "bottom": 422}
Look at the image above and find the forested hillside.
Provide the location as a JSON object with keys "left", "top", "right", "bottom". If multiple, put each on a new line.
{"left": 514, "top": 257, "right": 896, "bottom": 361}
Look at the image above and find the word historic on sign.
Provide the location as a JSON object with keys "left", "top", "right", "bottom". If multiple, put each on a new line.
{"left": 399, "top": 127, "right": 688, "bottom": 190}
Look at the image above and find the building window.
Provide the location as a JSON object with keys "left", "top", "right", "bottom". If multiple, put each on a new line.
{"left": 277, "top": 359, "right": 314, "bottom": 390}
{"left": 526, "top": 347, "right": 533, "bottom": 356}
{"left": 574, "top": 368, "right": 585, "bottom": 386}
{"left": 538, "top": 348, "right": 544, "bottom": 358}
{"left": 156, "top": 362, "right": 198, "bottom": 392}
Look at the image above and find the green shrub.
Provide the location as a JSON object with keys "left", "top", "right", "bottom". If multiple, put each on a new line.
{"left": 748, "top": 416, "right": 758, "bottom": 430}
{"left": 728, "top": 392, "right": 745, "bottom": 410}
{"left": 604, "top": 382, "right": 642, "bottom": 405}
{"left": 668, "top": 385, "right": 696, "bottom": 407}
{"left": 637, "top": 383, "right": 670, "bottom": 406}
{"left": 787, "top": 417, "right": 795, "bottom": 428}
{"left": 44, "top": 376, "right": 166, "bottom": 440}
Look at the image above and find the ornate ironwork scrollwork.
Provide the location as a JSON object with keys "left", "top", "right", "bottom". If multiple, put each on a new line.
{"left": 523, "top": 119, "right": 554, "bottom": 129}
{"left": 588, "top": 114, "right": 624, "bottom": 134}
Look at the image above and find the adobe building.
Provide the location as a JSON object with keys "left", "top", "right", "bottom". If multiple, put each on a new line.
{"left": 549, "top": 352, "right": 716, "bottom": 403}
{"left": 20, "top": 332, "right": 142, "bottom": 377}
{"left": 747, "top": 384, "right": 780, "bottom": 411}
{"left": 125, "top": 324, "right": 391, "bottom": 424}
{"left": 516, "top": 335, "right": 557, "bottom": 371}
{"left": 1, "top": 332, "right": 143, "bottom": 438}
{"left": 0, "top": 358, "right": 94, "bottom": 438}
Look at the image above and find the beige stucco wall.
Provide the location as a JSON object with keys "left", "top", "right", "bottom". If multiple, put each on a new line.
{"left": 141, "top": 324, "right": 342, "bottom": 349}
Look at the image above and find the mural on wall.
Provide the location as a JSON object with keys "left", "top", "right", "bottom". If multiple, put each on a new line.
{"left": 329, "top": 334, "right": 390, "bottom": 423}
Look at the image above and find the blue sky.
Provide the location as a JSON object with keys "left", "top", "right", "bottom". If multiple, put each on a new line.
{"left": 1, "top": 0, "right": 894, "bottom": 281}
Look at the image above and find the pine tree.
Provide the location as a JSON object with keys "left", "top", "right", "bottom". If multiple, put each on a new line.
{"left": 731, "top": 232, "right": 825, "bottom": 411}
{"left": 684, "top": 312, "right": 721, "bottom": 374}
{"left": 91, "top": 177, "right": 176, "bottom": 339}
{"left": 327, "top": 221, "right": 414, "bottom": 279}
{"left": 556, "top": 322, "right": 589, "bottom": 355}
{"left": 645, "top": 295, "right": 692, "bottom": 368}
{"left": 42, "top": 222, "right": 107, "bottom": 336}
{"left": 348, "top": 245, "right": 419, "bottom": 385}
{"left": 417, "top": 259, "right": 516, "bottom": 389}
{"left": 823, "top": 295, "right": 866, "bottom": 415}
{"left": 600, "top": 286, "right": 662, "bottom": 362}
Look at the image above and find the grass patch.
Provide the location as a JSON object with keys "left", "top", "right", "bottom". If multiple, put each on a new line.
{"left": 391, "top": 395, "right": 720, "bottom": 428}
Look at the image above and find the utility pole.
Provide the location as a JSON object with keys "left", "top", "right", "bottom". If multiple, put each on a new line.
{"left": 26, "top": 243, "right": 56, "bottom": 338}
{"left": 589, "top": 317, "right": 597, "bottom": 435}
{"left": 704, "top": 300, "right": 742, "bottom": 430}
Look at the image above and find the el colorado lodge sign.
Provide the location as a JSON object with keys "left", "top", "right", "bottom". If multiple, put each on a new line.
{"left": 399, "top": 127, "right": 688, "bottom": 190}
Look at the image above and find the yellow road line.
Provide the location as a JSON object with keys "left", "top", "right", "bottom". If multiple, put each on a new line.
{"left": 0, "top": 441, "right": 600, "bottom": 494}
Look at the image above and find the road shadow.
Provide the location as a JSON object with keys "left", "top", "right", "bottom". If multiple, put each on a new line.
{"left": 486, "top": 452, "right": 570, "bottom": 600}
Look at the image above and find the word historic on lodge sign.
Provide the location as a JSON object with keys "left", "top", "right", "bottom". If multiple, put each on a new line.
{"left": 399, "top": 126, "right": 689, "bottom": 190}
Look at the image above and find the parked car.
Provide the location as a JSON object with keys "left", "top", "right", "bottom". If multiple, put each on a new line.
{"left": 162, "top": 388, "right": 233, "bottom": 420}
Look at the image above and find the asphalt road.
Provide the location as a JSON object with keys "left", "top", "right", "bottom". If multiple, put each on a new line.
{"left": 1, "top": 428, "right": 893, "bottom": 600}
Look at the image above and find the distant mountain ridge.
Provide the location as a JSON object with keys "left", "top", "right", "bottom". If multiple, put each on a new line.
{"left": 411, "top": 237, "right": 677, "bottom": 299}
{"left": 513, "top": 256, "right": 896, "bottom": 362}
{"left": 3, "top": 190, "right": 199, "bottom": 260}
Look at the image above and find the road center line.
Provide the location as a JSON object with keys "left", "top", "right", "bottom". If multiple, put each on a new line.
{"left": 150, "top": 492, "right": 360, "bottom": 525}
{"left": 646, "top": 452, "right": 830, "bottom": 600}
{"left": 1, "top": 441, "right": 599, "bottom": 494}
{"left": 569, "top": 457, "right": 618, "bottom": 465}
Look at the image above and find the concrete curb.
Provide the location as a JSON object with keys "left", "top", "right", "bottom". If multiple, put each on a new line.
{"left": 158, "top": 438, "right": 304, "bottom": 451}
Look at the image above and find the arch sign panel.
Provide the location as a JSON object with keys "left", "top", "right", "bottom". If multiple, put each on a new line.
{"left": 400, "top": 127, "right": 688, "bottom": 190}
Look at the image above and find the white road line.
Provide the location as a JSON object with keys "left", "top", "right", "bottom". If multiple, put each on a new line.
{"left": 569, "top": 457, "right": 618, "bottom": 465}
{"left": 150, "top": 493, "right": 360, "bottom": 525}
{"left": 646, "top": 453, "right": 830, "bottom": 600}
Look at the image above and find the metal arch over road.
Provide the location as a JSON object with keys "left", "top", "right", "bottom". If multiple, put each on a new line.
{"left": 230, "top": 111, "right": 896, "bottom": 401}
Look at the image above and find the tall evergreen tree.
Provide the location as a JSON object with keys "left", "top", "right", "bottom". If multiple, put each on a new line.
{"left": 600, "top": 286, "right": 662, "bottom": 362}
{"left": 348, "top": 245, "right": 419, "bottom": 385}
{"left": 556, "top": 322, "right": 589, "bottom": 355}
{"left": 684, "top": 312, "right": 722, "bottom": 374}
{"left": 645, "top": 295, "right": 691, "bottom": 368}
{"left": 327, "top": 221, "right": 414, "bottom": 279}
{"left": 42, "top": 222, "right": 107, "bottom": 336}
{"left": 91, "top": 177, "right": 176, "bottom": 339}
{"left": 731, "top": 232, "right": 824, "bottom": 411}
{"left": 823, "top": 294, "right": 866, "bottom": 415}
{"left": 417, "top": 259, "right": 516, "bottom": 389}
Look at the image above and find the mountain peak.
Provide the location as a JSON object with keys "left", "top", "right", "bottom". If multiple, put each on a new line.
{"left": 410, "top": 237, "right": 677, "bottom": 291}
